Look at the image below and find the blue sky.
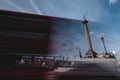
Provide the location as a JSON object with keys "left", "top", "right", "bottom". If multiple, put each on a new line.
{"left": 0, "top": 0, "right": 120, "bottom": 60}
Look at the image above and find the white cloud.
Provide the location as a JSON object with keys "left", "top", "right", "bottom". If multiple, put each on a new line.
{"left": 109, "top": 0, "right": 118, "bottom": 4}
{"left": 89, "top": 31, "right": 94, "bottom": 35}
{"left": 112, "top": 51, "right": 116, "bottom": 55}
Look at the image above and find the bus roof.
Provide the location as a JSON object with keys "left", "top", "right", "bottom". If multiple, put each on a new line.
{"left": 0, "top": 9, "right": 80, "bottom": 21}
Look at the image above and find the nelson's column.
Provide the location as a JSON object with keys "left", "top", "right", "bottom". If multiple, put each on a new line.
{"left": 82, "top": 17, "right": 97, "bottom": 58}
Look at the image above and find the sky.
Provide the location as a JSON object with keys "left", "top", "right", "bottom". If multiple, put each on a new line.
{"left": 0, "top": 0, "right": 120, "bottom": 60}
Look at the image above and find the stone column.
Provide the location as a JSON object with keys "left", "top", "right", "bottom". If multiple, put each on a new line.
{"left": 82, "top": 17, "right": 97, "bottom": 58}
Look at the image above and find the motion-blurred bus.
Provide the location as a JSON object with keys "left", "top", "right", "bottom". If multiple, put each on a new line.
{"left": 0, "top": 10, "right": 80, "bottom": 67}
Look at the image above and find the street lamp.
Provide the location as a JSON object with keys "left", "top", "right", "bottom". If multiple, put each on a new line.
{"left": 100, "top": 36, "right": 108, "bottom": 55}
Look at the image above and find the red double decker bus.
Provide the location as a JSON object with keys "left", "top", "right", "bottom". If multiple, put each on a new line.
{"left": 0, "top": 10, "right": 81, "bottom": 67}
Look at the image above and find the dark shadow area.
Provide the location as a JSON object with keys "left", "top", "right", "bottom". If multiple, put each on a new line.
{"left": 0, "top": 10, "right": 53, "bottom": 67}
{"left": 0, "top": 67, "right": 52, "bottom": 80}
{"left": 0, "top": 10, "right": 52, "bottom": 54}
{"left": 58, "top": 76, "right": 119, "bottom": 80}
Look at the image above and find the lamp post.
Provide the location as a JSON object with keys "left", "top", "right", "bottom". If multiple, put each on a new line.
{"left": 101, "top": 36, "right": 108, "bottom": 55}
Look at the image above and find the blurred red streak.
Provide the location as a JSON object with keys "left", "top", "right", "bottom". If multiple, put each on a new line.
{"left": 0, "top": 68, "right": 53, "bottom": 77}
